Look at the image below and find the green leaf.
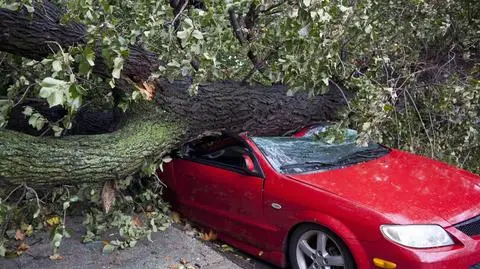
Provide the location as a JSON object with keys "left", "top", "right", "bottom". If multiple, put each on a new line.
{"left": 40, "top": 77, "right": 66, "bottom": 88}
{"left": 184, "top": 18, "right": 193, "bottom": 27}
{"left": 35, "top": 117, "right": 46, "bottom": 131}
{"left": 79, "top": 60, "right": 91, "bottom": 76}
{"left": 24, "top": 4, "right": 34, "bottom": 13}
{"left": 362, "top": 122, "right": 371, "bottom": 131}
{"left": 47, "top": 91, "right": 65, "bottom": 107}
{"left": 39, "top": 87, "right": 52, "bottom": 99}
{"left": 112, "top": 57, "right": 124, "bottom": 79}
{"left": 176, "top": 30, "right": 188, "bottom": 40}
{"left": 52, "top": 60, "right": 63, "bottom": 72}
{"left": 52, "top": 232, "right": 63, "bottom": 248}
{"left": 84, "top": 47, "right": 95, "bottom": 66}
{"left": 28, "top": 114, "right": 38, "bottom": 128}
{"left": 52, "top": 125, "right": 63, "bottom": 137}
{"left": 23, "top": 106, "right": 33, "bottom": 117}
{"left": 365, "top": 24, "right": 373, "bottom": 34}
{"left": 2, "top": 3, "right": 20, "bottom": 11}
{"left": 322, "top": 77, "right": 330, "bottom": 86}
{"left": 0, "top": 244, "right": 5, "bottom": 257}
{"left": 383, "top": 104, "right": 394, "bottom": 112}
{"left": 167, "top": 60, "right": 181, "bottom": 68}
{"left": 192, "top": 30, "right": 203, "bottom": 40}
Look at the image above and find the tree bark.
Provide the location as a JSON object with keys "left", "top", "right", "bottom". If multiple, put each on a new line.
{"left": 0, "top": 80, "right": 347, "bottom": 188}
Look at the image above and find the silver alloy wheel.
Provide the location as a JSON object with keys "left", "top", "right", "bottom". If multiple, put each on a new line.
{"left": 295, "top": 230, "right": 346, "bottom": 269}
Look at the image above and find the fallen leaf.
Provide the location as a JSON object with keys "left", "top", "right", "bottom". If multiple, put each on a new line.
{"left": 101, "top": 180, "right": 117, "bottom": 214}
{"left": 17, "top": 242, "right": 29, "bottom": 252}
{"left": 15, "top": 229, "right": 25, "bottom": 241}
{"left": 46, "top": 216, "right": 61, "bottom": 226}
{"left": 23, "top": 224, "right": 33, "bottom": 237}
{"left": 102, "top": 243, "right": 117, "bottom": 254}
{"left": 200, "top": 230, "right": 217, "bottom": 241}
{"left": 49, "top": 253, "right": 64, "bottom": 260}
{"left": 221, "top": 244, "right": 234, "bottom": 252}
{"left": 132, "top": 216, "right": 143, "bottom": 227}
{"left": 179, "top": 257, "right": 187, "bottom": 264}
{"left": 172, "top": 212, "right": 182, "bottom": 223}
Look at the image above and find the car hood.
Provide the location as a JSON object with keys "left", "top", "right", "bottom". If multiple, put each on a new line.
{"left": 285, "top": 149, "right": 480, "bottom": 226}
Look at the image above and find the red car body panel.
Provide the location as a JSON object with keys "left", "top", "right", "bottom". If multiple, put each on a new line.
{"left": 285, "top": 149, "right": 480, "bottom": 225}
{"left": 159, "top": 132, "right": 480, "bottom": 268}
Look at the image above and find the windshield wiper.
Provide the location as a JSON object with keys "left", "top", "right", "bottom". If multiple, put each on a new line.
{"left": 280, "top": 161, "right": 339, "bottom": 171}
{"left": 334, "top": 147, "right": 389, "bottom": 165}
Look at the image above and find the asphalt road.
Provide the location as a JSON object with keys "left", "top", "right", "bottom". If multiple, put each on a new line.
{"left": 0, "top": 217, "right": 277, "bottom": 269}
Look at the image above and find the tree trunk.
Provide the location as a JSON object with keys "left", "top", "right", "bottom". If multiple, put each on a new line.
{"left": 0, "top": 80, "right": 347, "bottom": 188}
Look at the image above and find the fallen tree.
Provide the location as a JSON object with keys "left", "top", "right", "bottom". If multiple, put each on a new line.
{"left": 0, "top": 1, "right": 350, "bottom": 188}
{"left": 0, "top": 79, "right": 346, "bottom": 188}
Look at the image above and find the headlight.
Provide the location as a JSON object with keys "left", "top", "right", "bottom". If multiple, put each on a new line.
{"left": 380, "top": 225, "right": 454, "bottom": 248}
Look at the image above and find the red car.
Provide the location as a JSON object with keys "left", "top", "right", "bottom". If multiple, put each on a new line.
{"left": 158, "top": 125, "right": 480, "bottom": 269}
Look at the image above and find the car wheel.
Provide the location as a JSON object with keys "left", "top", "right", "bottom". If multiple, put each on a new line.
{"left": 289, "top": 224, "right": 356, "bottom": 269}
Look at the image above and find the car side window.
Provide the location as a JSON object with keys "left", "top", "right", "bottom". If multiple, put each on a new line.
{"left": 182, "top": 135, "right": 256, "bottom": 172}
{"left": 199, "top": 145, "right": 250, "bottom": 170}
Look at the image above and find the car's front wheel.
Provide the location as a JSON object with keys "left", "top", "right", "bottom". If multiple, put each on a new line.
{"left": 289, "top": 224, "right": 356, "bottom": 269}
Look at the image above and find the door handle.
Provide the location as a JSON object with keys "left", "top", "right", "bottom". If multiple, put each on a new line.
{"left": 271, "top": 203, "right": 282, "bottom": 210}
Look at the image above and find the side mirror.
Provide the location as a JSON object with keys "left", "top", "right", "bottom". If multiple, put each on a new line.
{"left": 242, "top": 154, "right": 256, "bottom": 173}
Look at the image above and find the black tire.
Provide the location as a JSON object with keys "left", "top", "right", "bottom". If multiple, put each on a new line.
{"left": 288, "top": 224, "right": 356, "bottom": 269}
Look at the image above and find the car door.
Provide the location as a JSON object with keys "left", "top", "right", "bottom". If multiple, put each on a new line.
{"left": 172, "top": 135, "right": 269, "bottom": 246}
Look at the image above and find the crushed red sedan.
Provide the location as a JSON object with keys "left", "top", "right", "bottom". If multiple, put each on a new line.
{"left": 158, "top": 125, "right": 480, "bottom": 269}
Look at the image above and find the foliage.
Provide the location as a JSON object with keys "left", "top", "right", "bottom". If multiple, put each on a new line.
{"left": 0, "top": 174, "right": 171, "bottom": 257}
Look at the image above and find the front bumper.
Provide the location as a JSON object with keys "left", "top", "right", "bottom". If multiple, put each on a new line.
{"left": 359, "top": 227, "right": 480, "bottom": 269}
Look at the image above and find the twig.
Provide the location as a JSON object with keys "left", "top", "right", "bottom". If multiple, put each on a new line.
{"left": 461, "top": 149, "right": 471, "bottom": 168}
{"left": 242, "top": 49, "right": 276, "bottom": 83}
{"left": 405, "top": 89, "right": 434, "bottom": 157}
{"left": 329, "top": 79, "right": 351, "bottom": 111}
{"left": 13, "top": 84, "right": 36, "bottom": 107}
{"left": 0, "top": 53, "right": 6, "bottom": 66}
{"left": 3, "top": 183, "right": 26, "bottom": 202}
{"left": 25, "top": 185, "right": 43, "bottom": 208}
{"left": 171, "top": 0, "right": 188, "bottom": 27}
{"left": 228, "top": 8, "right": 246, "bottom": 44}
{"left": 1, "top": 185, "right": 27, "bottom": 242}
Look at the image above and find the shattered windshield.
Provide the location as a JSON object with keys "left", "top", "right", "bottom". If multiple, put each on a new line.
{"left": 251, "top": 129, "right": 389, "bottom": 174}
